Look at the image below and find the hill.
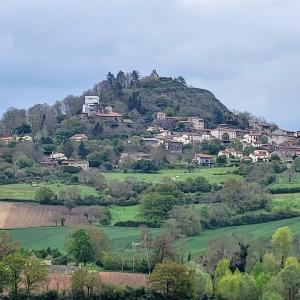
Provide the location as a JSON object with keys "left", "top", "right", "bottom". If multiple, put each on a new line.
{"left": 62, "top": 70, "right": 236, "bottom": 128}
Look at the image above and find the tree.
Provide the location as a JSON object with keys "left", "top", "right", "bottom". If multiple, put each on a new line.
{"left": 140, "top": 192, "right": 182, "bottom": 225}
{"left": 133, "top": 160, "right": 159, "bottom": 174}
{"left": 64, "top": 198, "right": 76, "bottom": 215}
{"left": 216, "top": 270, "right": 259, "bottom": 300}
{"left": 216, "top": 155, "right": 227, "bottom": 166}
{"left": 285, "top": 167, "right": 295, "bottom": 184}
{"left": 80, "top": 226, "right": 108, "bottom": 260}
{"left": 2, "top": 107, "right": 27, "bottom": 134}
{"left": 148, "top": 262, "right": 196, "bottom": 300}
{"left": 78, "top": 141, "right": 88, "bottom": 159}
{"left": 219, "top": 180, "right": 270, "bottom": 213}
{"left": 23, "top": 257, "right": 49, "bottom": 294}
{"left": 151, "top": 234, "right": 177, "bottom": 265}
{"left": 66, "top": 229, "right": 95, "bottom": 265}
{"left": 272, "top": 226, "right": 294, "bottom": 265}
{"left": 294, "top": 157, "right": 300, "bottom": 172}
{"left": 35, "top": 187, "right": 56, "bottom": 204}
{"left": 92, "top": 122, "right": 103, "bottom": 139}
{"left": 63, "top": 139, "right": 74, "bottom": 158}
{"left": 3, "top": 253, "right": 27, "bottom": 294}
{"left": 0, "top": 232, "right": 19, "bottom": 260}
{"left": 177, "top": 76, "right": 186, "bottom": 86}
{"left": 167, "top": 207, "right": 202, "bottom": 236}
{"left": 279, "top": 259, "right": 300, "bottom": 300}
{"left": 15, "top": 155, "right": 34, "bottom": 169}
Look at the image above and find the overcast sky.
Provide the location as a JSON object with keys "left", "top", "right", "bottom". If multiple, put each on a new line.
{"left": 0, "top": 0, "right": 299, "bottom": 130}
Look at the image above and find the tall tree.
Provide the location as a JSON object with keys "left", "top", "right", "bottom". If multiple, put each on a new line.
{"left": 63, "top": 139, "right": 74, "bottom": 158}
{"left": 66, "top": 229, "right": 95, "bottom": 265}
{"left": 78, "top": 141, "right": 88, "bottom": 159}
{"left": 148, "top": 262, "right": 196, "bottom": 300}
{"left": 272, "top": 226, "right": 294, "bottom": 265}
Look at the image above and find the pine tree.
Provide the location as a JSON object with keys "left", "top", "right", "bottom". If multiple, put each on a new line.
{"left": 63, "top": 139, "right": 74, "bottom": 158}
{"left": 92, "top": 122, "right": 103, "bottom": 139}
{"left": 78, "top": 141, "right": 88, "bottom": 159}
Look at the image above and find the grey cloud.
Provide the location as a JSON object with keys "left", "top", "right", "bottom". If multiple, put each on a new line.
{"left": 0, "top": 0, "right": 299, "bottom": 130}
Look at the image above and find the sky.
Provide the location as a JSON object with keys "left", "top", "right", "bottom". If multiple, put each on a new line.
{"left": 0, "top": 0, "right": 299, "bottom": 130}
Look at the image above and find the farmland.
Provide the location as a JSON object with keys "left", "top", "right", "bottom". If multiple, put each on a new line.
{"left": 4, "top": 226, "right": 160, "bottom": 253}
{"left": 0, "top": 183, "right": 98, "bottom": 202}
{"left": 4, "top": 217, "right": 300, "bottom": 256}
{"left": 102, "top": 166, "right": 242, "bottom": 184}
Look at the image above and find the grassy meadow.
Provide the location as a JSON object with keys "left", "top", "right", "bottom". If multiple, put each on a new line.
{"left": 0, "top": 183, "right": 98, "bottom": 202}
{"left": 102, "top": 166, "right": 242, "bottom": 184}
{"left": 5, "top": 217, "right": 300, "bottom": 256}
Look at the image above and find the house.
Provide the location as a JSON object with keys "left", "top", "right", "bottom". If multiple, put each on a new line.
{"left": 95, "top": 112, "right": 123, "bottom": 123}
{"left": 271, "top": 145, "right": 300, "bottom": 158}
{"left": 141, "top": 138, "right": 161, "bottom": 147}
{"left": 210, "top": 124, "right": 236, "bottom": 140}
{"left": 0, "top": 136, "right": 13, "bottom": 144}
{"left": 40, "top": 158, "right": 59, "bottom": 167}
{"left": 69, "top": 134, "right": 89, "bottom": 142}
{"left": 165, "top": 140, "right": 183, "bottom": 153}
{"left": 192, "top": 154, "right": 213, "bottom": 166}
{"left": 249, "top": 150, "right": 270, "bottom": 163}
{"left": 156, "top": 112, "right": 166, "bottom": 121}
{"left": 187, "top": 117, "right": 204, "bottom": 131}
{"left": 50, "top": 152, "right": 68, "bottom": 161}
{"left": 19, "top": 135, "right": 33, "bottom": 142}
{"left": 82, "top": 96, "right": 100, "bottom": 116}
{"left": 136, "top": 153, "right": 151, "bottom": 160}
{"left": 62, "top": 160, "right": 89, "bottom": 171}
{"left": 218, "top": 148, "right": 243, "bottom": 159}
{"left": 123, "top": 119, "right": 134, "bottom": 127}
{"left": 243, "top": 132, "right": 262, "bottom": 147}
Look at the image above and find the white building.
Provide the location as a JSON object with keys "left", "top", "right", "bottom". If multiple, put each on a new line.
{"left": 82, "top": 96, "right": 100, "bottom": 115}
{"left": 249, "top": 150, "right": 271, "bottom": 163}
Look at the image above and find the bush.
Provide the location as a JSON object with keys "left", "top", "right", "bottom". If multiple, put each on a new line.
{"left": 269, "top": 184, "right": 300, "bottom": 194}
{"left": 114, "top": 220, "right": 159, "bottom": 228}
{"left": 35, "top": 187, "right": 56, "bottom": 204}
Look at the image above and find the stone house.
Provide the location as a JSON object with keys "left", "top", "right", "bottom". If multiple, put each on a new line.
{"left": 249, "top": 150, "right": 270, "bottom": 163}
{"left": 61, "top": 160, "right": 90, "bottom": 171}
{"left": 210, "top": 124, "right": 236, "bottom": 140}
{"left": 50, "top": 152, "right": 68, "bottom": 161}
{"left": 165, "top": 140, "right": 183, "bottom": 153}
{"left": 69, "top": 134, "right": 89, "bottom": 142}
{"left": 192, "top": 154, "right": 213, "bottom": 166}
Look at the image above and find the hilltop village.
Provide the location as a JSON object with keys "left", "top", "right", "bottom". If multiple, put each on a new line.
{"left": 1, "top": 86, "right": 299, "bottom": 172}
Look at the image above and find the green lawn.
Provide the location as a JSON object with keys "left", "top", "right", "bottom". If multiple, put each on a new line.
{"left": 103, "top": 167, "right": 242, "bottom": 184}
{"left": 0, "top": 183, "right": 98, "bottom": 202}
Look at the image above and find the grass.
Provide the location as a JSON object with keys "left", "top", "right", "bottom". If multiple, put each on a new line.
{"left": 0, "top": 183, "right": 98, "bottom": 202}
{"left": 272, "top": 193, "right": 300, "bottom": 212}
{"left": 110, "top": 205, "right": 141, "bottom": 224}
{"left": 178, "top": 217, "right": 300, "bottom": 255}
{"left": 103, "top": 166, "right": 242, "bottom": 184}
{"left": 5, "top": 217, "right": 300, "bottom": 256}
{"left": 4, "top": 226, "right": 160, "bottom": 253}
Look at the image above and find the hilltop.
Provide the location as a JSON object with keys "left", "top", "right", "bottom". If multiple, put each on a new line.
{"left": 61, "top": 70, "right": 235, "bottom": 128}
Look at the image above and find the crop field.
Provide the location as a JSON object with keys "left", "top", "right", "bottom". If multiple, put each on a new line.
{"left": 0, "top": 183, "right": 98, "bottom": 202}
{"left": 103, "top": 166, "right": 242, "bottom": 184}
{"left": 5, "top": 217, "right": 300, "bottom": 256}
{"left": 4, "top": 226, "right": 160, "bottom": 253}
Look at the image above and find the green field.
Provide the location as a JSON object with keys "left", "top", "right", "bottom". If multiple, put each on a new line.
{"left": 4, "top": 226, "right": 160, "bottom": 253}
{"left": 5, "top": 217, "right": 300, "bottom": 256}
{"left": 272, "top": 193, "right": 300, "bottom": 212}
{"left": 110, "top": 205, "right": 141, "bottom": 224}
{"left": 0, "top": 183, "right": 98, "bottom": 201}
{"left": 103, "top": 167, "right": 242, "bottom": 184}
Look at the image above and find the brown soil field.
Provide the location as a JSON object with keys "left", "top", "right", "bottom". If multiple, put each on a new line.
{"left": 48, "top": 272, "right": 148, "bottom": 291}
{"left": 0, "top": 202, "right": 87, "bottom": 229}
